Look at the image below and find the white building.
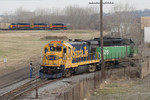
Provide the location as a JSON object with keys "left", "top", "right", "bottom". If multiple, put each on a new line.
{"left": 144, "top": 27, "right": 150, "bottom": 42}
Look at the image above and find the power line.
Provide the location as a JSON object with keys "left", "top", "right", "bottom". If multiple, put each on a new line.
{"left": 89, "top": 2, "right": 114, "bottom": 4}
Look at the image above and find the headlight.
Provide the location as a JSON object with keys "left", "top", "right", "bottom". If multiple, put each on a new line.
{"left": 57, "top": 67, "right": 60, "bottom": 69}
{"left": 41, "top": 67, "right": 43, "bottom": 69}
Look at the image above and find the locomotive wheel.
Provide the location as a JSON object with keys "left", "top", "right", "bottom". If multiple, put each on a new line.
{"left": 88, "top": 65, "right": 96, "bottom": 72}
{"left": 64, "top": 69, "right": 71, "bottom": 77}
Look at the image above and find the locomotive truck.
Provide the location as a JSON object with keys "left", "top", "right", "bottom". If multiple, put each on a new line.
{"left": 39, "top": 37, "right": 137, "bottom": 78}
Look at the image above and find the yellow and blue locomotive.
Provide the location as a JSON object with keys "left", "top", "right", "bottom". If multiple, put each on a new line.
{"left": 39, "top": 39, "right": 100, "bottom": 78}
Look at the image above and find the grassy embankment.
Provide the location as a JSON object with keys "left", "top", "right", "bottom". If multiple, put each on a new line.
{"left": 90, "top": 77, "right": 150, "bottom": 100}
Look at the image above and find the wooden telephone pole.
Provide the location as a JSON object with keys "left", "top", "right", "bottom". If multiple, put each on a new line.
{"left": 89, "top": 0, "right": 113, "bottom": 81}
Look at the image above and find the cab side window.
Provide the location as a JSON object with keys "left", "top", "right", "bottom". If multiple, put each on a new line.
{"left": 45, "top": 48, "right": 48, "bottom": 53}
{"left": 63, "top": 48, "right": 67, "bottom": 54}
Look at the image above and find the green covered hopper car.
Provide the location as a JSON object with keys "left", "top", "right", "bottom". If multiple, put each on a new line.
{"left": 96, "top": 46, "right": 138, "bottom": 60}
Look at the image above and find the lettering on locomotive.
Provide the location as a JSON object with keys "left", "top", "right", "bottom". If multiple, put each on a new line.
{"left": 72, "top": 46, "right": 88, "bottom": 58}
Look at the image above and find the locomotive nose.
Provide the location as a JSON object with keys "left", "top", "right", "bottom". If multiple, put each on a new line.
{"left": 44, "top": 50, "right": 63, "bottom": 66}
{"left": 46, "top": 55, "right": 60, "bottom": 60}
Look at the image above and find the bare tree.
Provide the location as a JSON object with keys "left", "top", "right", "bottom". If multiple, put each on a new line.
{"left": 11, "top": 7, "right": 35, "bottom": 23}
{"left": 1, "top": 5, "right": 99, "bottom": 30}
{"left": 1, "top": 13, "right": 12, "bottom": 23}
{"left": 65, "top": 6, "right": 99, "bottom": 29}
{"left": 108, "top": 3, "right": 146, "bottom": 62}
{"left": 109, "top": 3, "right": 141, "bottom": 40}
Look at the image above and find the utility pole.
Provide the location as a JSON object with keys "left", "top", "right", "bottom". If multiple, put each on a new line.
{"left": 89, "top": 1, "right": 113, "bottom": 81}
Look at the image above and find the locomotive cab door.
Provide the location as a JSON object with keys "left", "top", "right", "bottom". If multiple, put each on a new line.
{"left": 63, "top": 47, "right": 67, "bottom": 60}
{"left": 62, "top": 46, "right": 72, "bottom": 68}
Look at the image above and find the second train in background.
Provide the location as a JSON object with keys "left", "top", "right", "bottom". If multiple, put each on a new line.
{"left": 0, "top": 23, "right": 67, "bottom": 30}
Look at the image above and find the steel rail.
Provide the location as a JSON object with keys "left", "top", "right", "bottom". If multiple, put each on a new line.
{"left": 0, "top": 77, "right": 62, "bottom": 100}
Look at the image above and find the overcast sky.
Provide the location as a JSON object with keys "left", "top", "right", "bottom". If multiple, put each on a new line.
{"left": 0, "top": 0, "right": 149, "bottom": 14}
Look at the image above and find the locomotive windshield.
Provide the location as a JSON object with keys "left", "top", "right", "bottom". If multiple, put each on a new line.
{"left": 50, "top": 46, "right": 62, "bottom": 52}
{"left": 56, "top": 47, "right": 61, "bottom": 51}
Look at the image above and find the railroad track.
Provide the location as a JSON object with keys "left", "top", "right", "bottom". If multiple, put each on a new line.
{"left": 0, "top": 78, "right": 62, "bottom": 100}
{"left": 0, "top": 61, "right": 134, "bottom": 100}
{"left": 0, "top": 69, "right": 39, "bottom": 89}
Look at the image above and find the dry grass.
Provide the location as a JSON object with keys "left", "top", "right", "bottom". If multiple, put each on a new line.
{"left": 91, "top": 75, "right": 150, "bottom": 100}
{"left": 91, "top": 79, "right": 137, "bottom": 100}
{"left": 0, "top": 30, "right": 102, "bottom": 75}
{"left": 95, "top": 79, "right": 135, "bottom": 95}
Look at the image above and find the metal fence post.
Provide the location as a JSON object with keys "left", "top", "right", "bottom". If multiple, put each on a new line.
{"left": 72, "top": 88, "right": 74, "bottom": 100}
{"left": 35, "top": 78, "right": 38, "bottom": 98}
